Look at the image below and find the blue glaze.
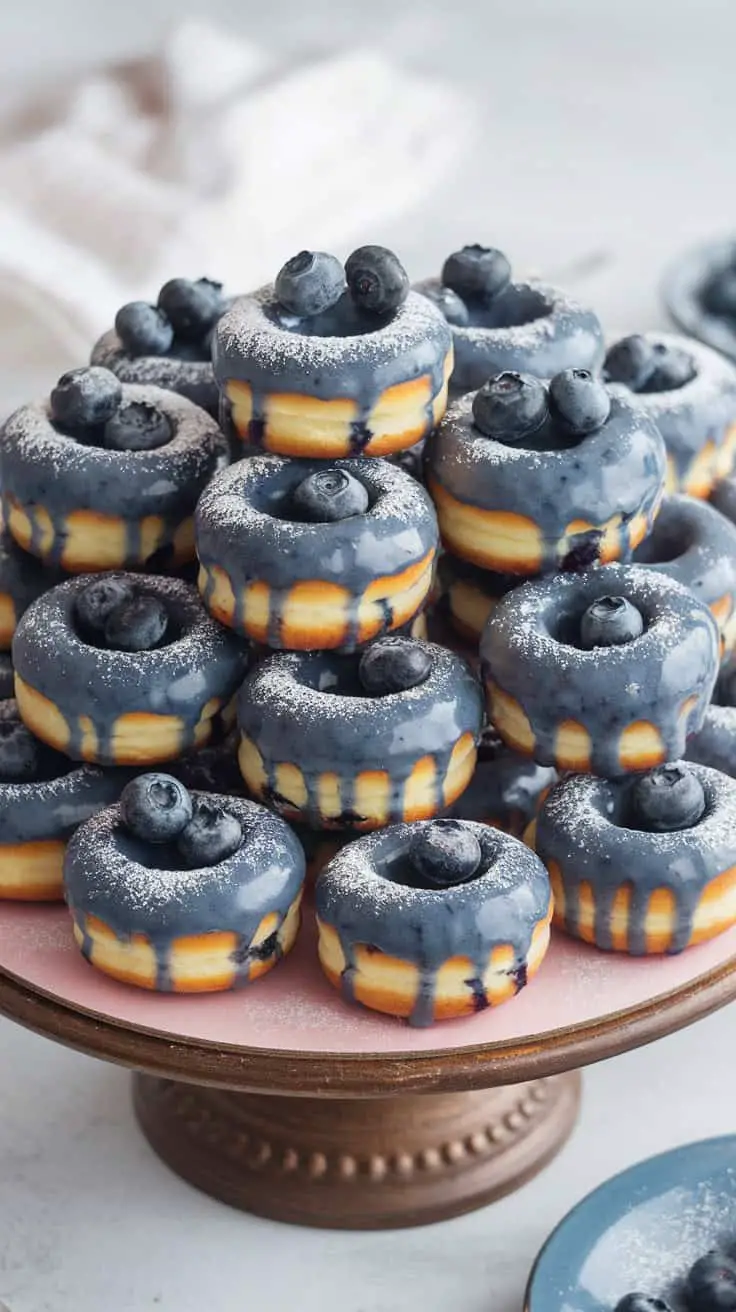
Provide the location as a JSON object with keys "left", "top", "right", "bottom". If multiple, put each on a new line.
{"left": 449, "top": 730, "right": 557, "bottom": 836}
{"left": 687, "top": 704, "right": 736, "bottom": 777}
{"left": 414, "top": 277, "right": 604, "bottom": 393}
{"left": 428, "top": 390, "right": 666, "bottom": 575}
{"left": 195, "top": 455, "right": 438, "bottom": 650}
{"left": 64, "top": 793, "right": 306, "bottom": 990}
{"left": 237, "top": 643, "right": 483, "bottom": 829}
{"left": 606, "top": 332, "right": 736, "bottom": 483}
{"left": 663, "top": 236, "right": 736, "bottom": 363}
{"left": 526, "top": 1136, "right": 736, "bottom": 1312}
{"left": 213, "top": 287, "right": 452, "bottom": 451}
{"left": 535, "top": 765, "right": 736, "bottom": 954}
{"left": 315, "top": 820, "right": 551, "bottom": 1025}
{"left": 0, "top": 385, "right": 229, "bottom": 570}
{"left": 481, "top": 564, "right": 719, "bottom": 776}
{"left": 13, "top": 574, "right": 250, "bottom": 766}
{"left": 634, "top": 494, "right": 736, "bottom": 616}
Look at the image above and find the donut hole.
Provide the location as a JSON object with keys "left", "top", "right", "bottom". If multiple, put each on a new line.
{"left": 266, "top": 291, "right": 388, "bottom": 340}
{"left": 71, "top": 585, "right": 183, "bottom": 652}
{"left": 633, "top": 512, "right": 695, "bottom": 566}
{"left": 253, "top": 464, "right": 376, "bottom": 524}
{"left": 113, "top": 823, "right": 186, "bottom": 872}
{"left": 50, "top": 420, "right": 108, "bottom": 449}
{"left": 544, "top": 594, "right": 653, "bottom": 650}
{"left": 380, "top": 825, "right": 499, "bottom": 889}
{"left": 465, "top": 284, "right": 551, "bottom": 331}
{"left": 618, "top": 773, "right": 715, "bottom": 833}
{"left": 297, "top": 652, "right": 369, "bottom": 699}
{"left": 167, "top": 338, "right": 211, "bottom": 363}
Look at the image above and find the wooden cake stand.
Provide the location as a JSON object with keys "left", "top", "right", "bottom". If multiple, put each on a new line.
{"left": 1, "top": 900, "right": 736, "bottom": 1230}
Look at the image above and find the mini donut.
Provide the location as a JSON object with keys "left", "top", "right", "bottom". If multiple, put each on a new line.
{"left": 213, "top": 289, "right": 453, "bottom": 459}
{"left": 0, "top": 530, "right": 60, "bottom": 649}
{"left": 415, "top": 275, "right": 604, "bottom": 393}
{"left": 663, "top": 236, "right": 736, "bottom": 365}
{"left": 196, "top": 456, "right": 438, "bottom": 652}
{"left": 315, "top": 820, "right": 553, "bottom": 1024}
{"left": 449, "top": 728, "right": 557, "bottom": 837}
{"left": 237, "top": 642, "right": 483, "bottom": 830}
{"left": 91, "top": 330, "right": 219, "bottom": 418}
{"left": 64, "top": 794, "right": 305, "bottom": 992}
{"left": 0, "top": 699, "right": 125, "bottom": 901}
{"left": 481, "top": 564, "right": 719, "bottom": 776}
{"left": 0, "top": 384, "right": 228, "bottom": 572}
{"left": 529, "top": 765, "right": 736, "bottom": 954}
{"left": 603, "top": 332, "right": 736, "bottom": 498}
{"left": 13, "top": 575, "right": 249, "bottom": 766}
{"left": 437, "top": 554, "right": 519, "bottom": 645}
{"left": 686, "top": 703, "right": 736, "bottom": 777}
{"left": 426, "top": 384, "right": 666, "bottom": 575}
{"left": 633, "top": 493, "right": 736, "bottom": 656}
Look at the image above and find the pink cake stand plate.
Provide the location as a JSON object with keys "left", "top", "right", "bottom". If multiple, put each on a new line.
{"left": 1, "top": 899, "right": 736, "bottom": 1230}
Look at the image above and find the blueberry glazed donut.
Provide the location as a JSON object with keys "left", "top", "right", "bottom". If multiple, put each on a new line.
{"left": 529, "top": 763, "right": 736, "bottom": 954}
{"left": 0, "top": 367, "right": 228, "bottom": 572}
{"left": 214, "top": 246, "right": 453, "bottom": 459}
{"left": 686, "top": 668, "right": 736, "bottom": 777}
{"left": 437, "top": 555, "right": 519, "bottom": 646}
{"left": 64, "top": 774, "right": 305, "bottom": 991}
{"left": 633, "top": 494, "right": 736, "bottom": 657}
{"left": 0, "top": 530, "right": 60, "bottom": 649}
{"left": 481, "top": 564, "right": 719, "bottom": 775}
{"left": 415, "top": 244, "right": 604, "bottom": 393}
{"left": 91, "top": 277, "right": 227, "bottom": 417}
{"left": 603, "top": 332, "right": 736, "bottom": 498}
{"left": 238, "top": 636, "right": 483, "bottom": 830}
{"left": 315, "top": 818, "right": 552, "bottom": 1024}
{"left": 427, "top": 369, "right": 666, "bottom": 575}
{"left": 196, "top": 455, "right": 438, "bottom": 651}
{"left": 449, "top": 728, "right": 557, "bottom": 838}
{"left": 0, "top": 700, "right": 125, "bottom": 900}
{"left": 13, "top": 574, "right": 249, "bottom": 766}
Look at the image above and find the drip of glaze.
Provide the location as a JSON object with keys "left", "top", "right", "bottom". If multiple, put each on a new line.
{"left": 6, "top": 493, "right": 187, "bottom": 571}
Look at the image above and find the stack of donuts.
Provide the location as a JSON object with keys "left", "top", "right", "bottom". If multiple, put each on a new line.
{"left": 3, "top": 241, "right": 736, "bottom": 1025}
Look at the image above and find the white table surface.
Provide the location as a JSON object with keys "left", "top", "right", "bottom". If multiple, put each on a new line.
{"left": 1, "top": 2, "right": 736, "bottom": 1309}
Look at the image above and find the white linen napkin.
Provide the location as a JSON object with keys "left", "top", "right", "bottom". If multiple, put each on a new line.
{"left": 0, "top": 20, "right": 472, "bottom": 411}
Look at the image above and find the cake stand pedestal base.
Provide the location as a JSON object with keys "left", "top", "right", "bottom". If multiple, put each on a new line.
{"left": 133, "top": 1069, "right": 581, "bottom": 1229}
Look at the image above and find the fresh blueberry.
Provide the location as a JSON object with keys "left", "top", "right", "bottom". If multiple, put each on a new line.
{"left": 114, "top": 301, "right": 174, "bottom": 357}
{"left": 291, "top": 467, "right": 369, "bottom": 522}
{"left": 640, "top": 342, "right": 696, "bottom": 393}
{"left": 345, "top": 246, "right": 409, "bottom": 316}
{"left": 75, "top": 576, "right": 136, "bottom": 634}
{"left": 416, "top": 279, "right": 470, "bottom": 326}
{"left": 472, "top": 371, "right": 548, "bottom": 442}
{"left": 603, "top": 335, "right": 657, "bottom": 391}
{"left": 103, "top": 401, "right": 173, "bottom": 452}
{"left": 686, "top": 1251, "right": 736, "bottom": 1311}
{"left": 176, "top": 797, "right": 243, "bottom": 868}
{"left": 120, "top": 772, "right": 193, "bottom": 843}
{"left": 703, "top": 268, "right": 736, "bottom": 320}
{"left": 631, "top": 763, "right": 706, "bottom": 833}
{"left": 104, "top": 593, "right": 169, "bottom": 652}
{"left": 580, "top": 595, "right": 644, "bottom": 649}
{"left": 549, "top": 368, "right": 611, "bottom": 435}
{"left": 0, "top": 706, "right": 39, "bottom": 782}
{"left": 358, "top": 637, "right": 432, "bottom": 696}
{"left": 157, "top": 277, "right": 225, "bottom": 343}
{"left": 614, "top": 1296, "right": 674, "bottom": 1312}
{"left": 410, "top": 819, "right": 482, "bottom": 888}
{"left": 50, "top": 367, "right": 122, "bottom": 430}
{"left": 275, "top": 250, "right": 345, "bottom": 318}
{"left": 441, "top": 245, "right": 511, "bottom": 304}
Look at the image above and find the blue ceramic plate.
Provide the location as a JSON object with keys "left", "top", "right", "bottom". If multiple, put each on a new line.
{"left": 525, "top": 1136, "right": 736, "bottom": 1312}
{"left": 662, "top": 238, "right": 736, "bottom": 362}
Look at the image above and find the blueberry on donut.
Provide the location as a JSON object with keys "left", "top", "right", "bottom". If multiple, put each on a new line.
{"left": 315, "top": 819, "right": 552, "bottom": 1024}
{"left": 213, "top": 246, "right": 453, "bottom": 459}
{"left": 64, "top": 778, "right": 305, "bottom": 992}
{"left": 0, "top": 367, "right": 228, "bottom": 572}
{"left": 426, "top": 370, "right": 666, "bottom": 575}
{"left": 633, "top": 493, "right": 736, "bottom": 657}
{"left": 13, "top": 574, "right": 249, "bottom": 766}
{"left": 603, "top": 332, "right": 736, "bottom": 498}
{"left": 237, "top": 637, "right": 483, "bottom": 830}
{"left": 0, "top": 698, "right": 125, "bottom": 901}
{"left": 91, "top": 276, "right": 228, "bottom": 417}
{"left": 414, "top": 243, "right": 604, "bottom": 393}
{"left": 481, "top": 564, "right": 719, "bottom": 775}
{"left": 529, "top": 763, "right": 736, "bottom": 954}
{"left": 196, "top": 454, "right": 438, "bottom": 652}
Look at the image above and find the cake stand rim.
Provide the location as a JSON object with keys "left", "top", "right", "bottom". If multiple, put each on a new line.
{"left": 1, "top": 944, "right": 735, "bottom": 1097}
